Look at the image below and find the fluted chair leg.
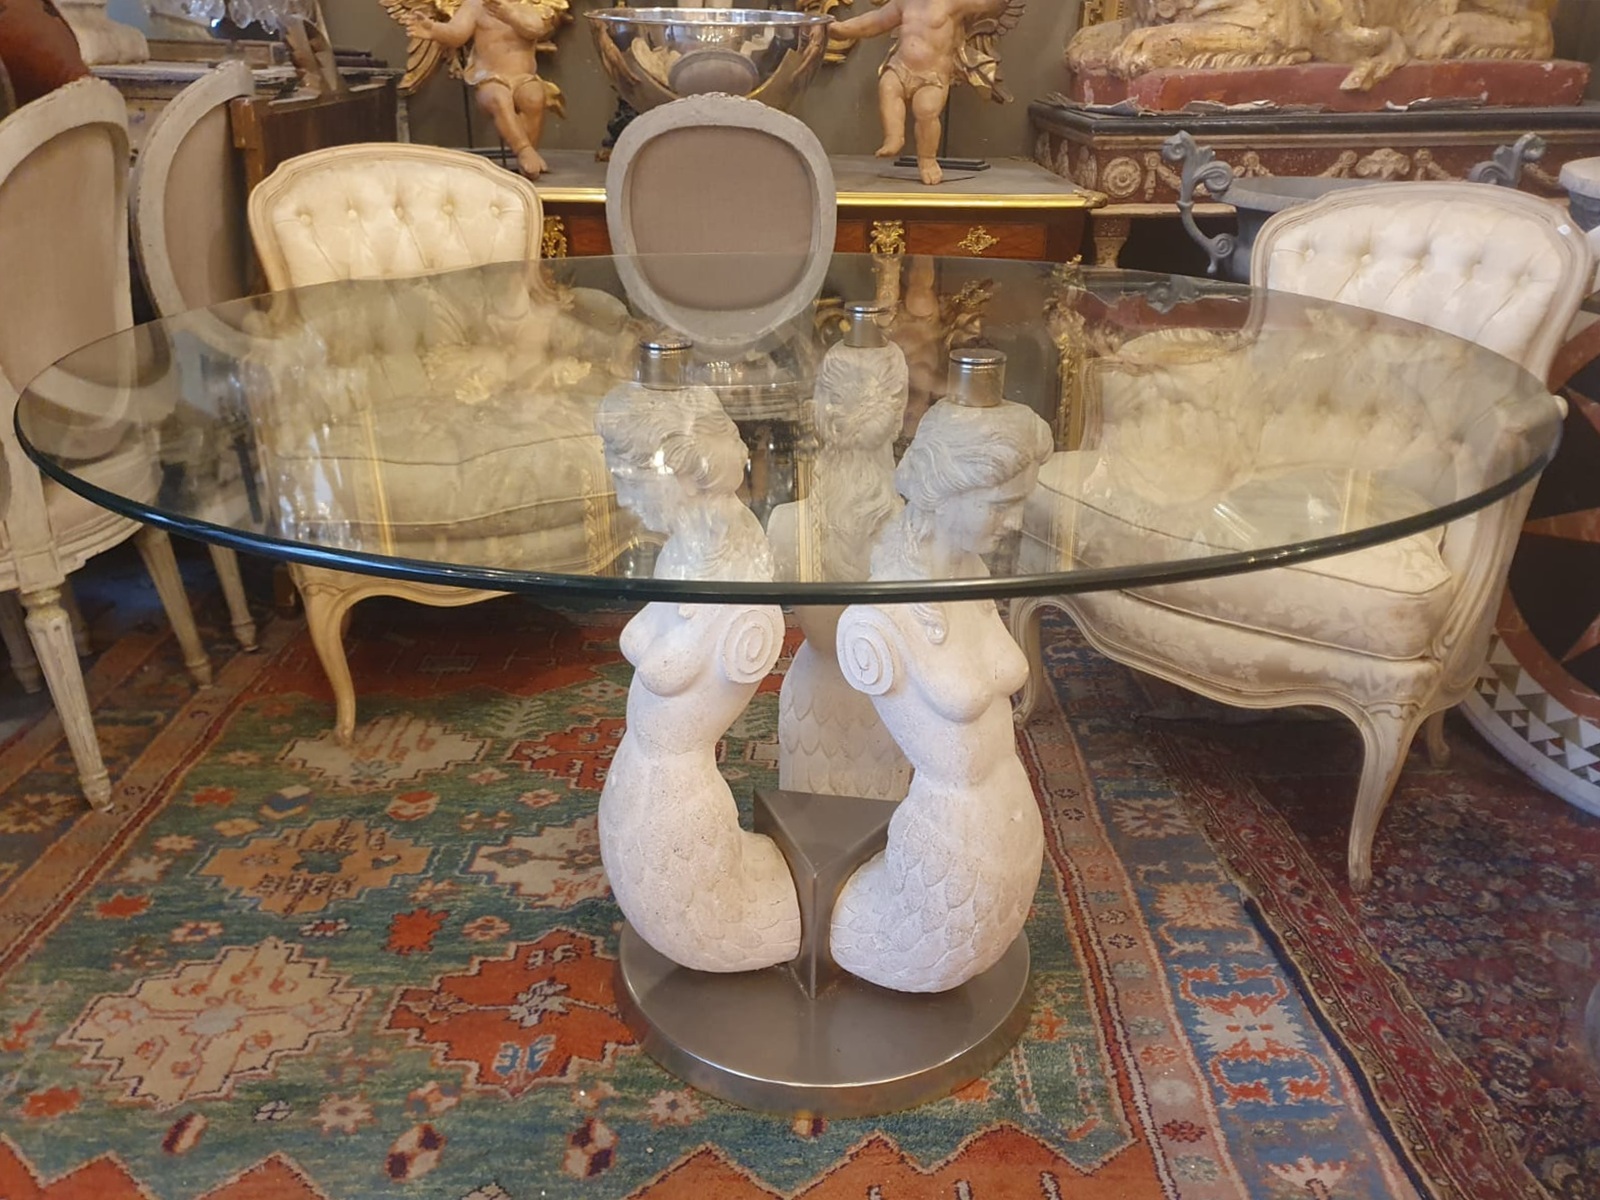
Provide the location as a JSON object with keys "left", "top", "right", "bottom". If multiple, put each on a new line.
{"left": 208, "top": 545, "right": 258, "bottom": 651}
{"left": 23, "top": 585, "right": 110, "bottom": 808}
{"left": 61, "top": 582, "right": 92, "bottom": 656}
{"left": 134, "top": 526, "right": 212, "bottom": 686}
{"left": 0, "top": 591, "right": 43, "bottom": 692}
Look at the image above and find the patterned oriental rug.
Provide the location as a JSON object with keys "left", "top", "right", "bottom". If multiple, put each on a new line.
{"left": 1105, "top": 657, "right": 1600, "bottom": 1200}
{"left": 0, "top": 582, "right": 1544, "bottom": 1200}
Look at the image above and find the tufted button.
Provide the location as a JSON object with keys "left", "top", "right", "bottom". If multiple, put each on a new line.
{"left": 299, "top": 213, "right": 312, "bottom": 224}
{"left": 490, "top": 204, "right": 501, "bottom": 216}
{"left": 442, "top": 202, "right": 454, "bottom": 215}
{"left": 348, "top": 207, "right": 358, "bottom": 218}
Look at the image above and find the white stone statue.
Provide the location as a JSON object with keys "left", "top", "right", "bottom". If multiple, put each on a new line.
{"left": 769, "top": 302, "right": 912, "bottom": 801}
{"left": 830, "top": 361, "right": 1054, "bottom": 993}
{"left": 594, "top": 342, "right": 801, "bottom": 972}
{"left": 58, "top": 1, "right": 149, "bottom": 64}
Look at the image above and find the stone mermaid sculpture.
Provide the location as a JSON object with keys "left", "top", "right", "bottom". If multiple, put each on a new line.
{"left": 768, "top": 302, "right": 912, "bottom": 802}
{"left": 830, "top": 358, "right": 1055, "bottom": 992}
{"left": 593, "top": 345, "right": 800, "bottom": 972}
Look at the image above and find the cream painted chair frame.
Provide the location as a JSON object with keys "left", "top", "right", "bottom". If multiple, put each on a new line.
{"left": 0, "top": 77, "right": 211, "bottom": 807}
{"left": 604, "top": 93, "right": 835, "bottom": 348}
{"left": 130, "top": 59, "right": 258, "bottom": 652}
{"left": 247, "top": 142, "right": 544, "bottom": 745}
{"left": 1010, "top": 182, "right": 1590, "bottom": 890}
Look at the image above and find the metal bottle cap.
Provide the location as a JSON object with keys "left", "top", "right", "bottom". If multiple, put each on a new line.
{"left": 842, "top": 301, "right": 891, "bottom": 349}
{"left": 947, "top": 347, "right": 1006, "bottom": 407}
{"left": 636, "top": 336, "right": 693, "bottom": 389}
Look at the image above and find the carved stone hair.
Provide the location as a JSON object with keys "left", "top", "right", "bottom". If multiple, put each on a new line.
{"left": 895, "top": 398, "right": 1054, "bottom": 510}
{"left": 595, "top": 384, "right": 748, "bottom": 497}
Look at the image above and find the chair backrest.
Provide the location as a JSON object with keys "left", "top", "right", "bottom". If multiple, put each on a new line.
{"left": 1252, "top": 182, "right": 1591, "bottom": 381}
{"left": 604, "top": 94, "right": 835, "bottom": 346}
{"left": 131, "top": 60, "right": 254, "bottom": 316}
{"left": 247, "top": 142, "right": 543, "bottom": 291}
{"left": 0, "top": 75, "right": 130, "bottom": 585}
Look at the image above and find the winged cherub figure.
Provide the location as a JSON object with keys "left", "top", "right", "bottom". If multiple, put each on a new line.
{"left": 830, "top": 0, "right": 1024, "bottom": 186}
{"left": 386, "top": 0, "right": 570, "bottom": 178}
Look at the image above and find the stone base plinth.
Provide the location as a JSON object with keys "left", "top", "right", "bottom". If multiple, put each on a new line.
{"left": 1068, "top": 59, "right": 1590, "bottom": 114}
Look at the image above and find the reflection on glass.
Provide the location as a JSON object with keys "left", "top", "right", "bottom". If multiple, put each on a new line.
{"left": 873, "top": 351, "right": 1053, "bottom": 583}
{"left": 771, "top": 301, "right": 913, "bottom": 802}
{"left": 596, "top": 339, "right": 775, "bottom": 583}
{"left": 1022, "top": 296, "right": 1542, "bottom": 584}
{"left": 241, "top": 265, "right": 631, "bottom": 572}
{"left": 12, "top": 258, "right": 1563, "bottom": 601}
{"left": 769, "top": 301, "right": 908, "bottom": 585}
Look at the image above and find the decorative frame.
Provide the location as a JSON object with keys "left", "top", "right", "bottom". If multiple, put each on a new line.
{"left": 1078, "top": 0, "right": 1130, "bottom": 27}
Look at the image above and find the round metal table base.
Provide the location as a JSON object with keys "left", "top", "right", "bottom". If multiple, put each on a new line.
{"left": 615, "top": 923, "right": 1032, "bottom": 1118}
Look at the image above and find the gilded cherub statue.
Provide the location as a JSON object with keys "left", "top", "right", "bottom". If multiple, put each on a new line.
{"left": 382, "top": 0, "right": 571, "bottom": 177}
{"left": 830, "top": 0, "right": 1024, "bottom": 186}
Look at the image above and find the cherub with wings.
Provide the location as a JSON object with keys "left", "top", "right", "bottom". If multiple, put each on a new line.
{"left": 383, "top": 0, "right": 571, "bottom": 177}
{"left": 830, "top": 0, "right": 1024, "bottom": 185}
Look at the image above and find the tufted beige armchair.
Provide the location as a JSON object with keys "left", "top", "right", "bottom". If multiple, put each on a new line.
{"left": 248, "top": 142, "right": 543, "bottom": 291}
{"left": 247, "top": 142, "right": 579, "bottom": 746}
{"left": 1011, "top": 183, "right": 1589, "bottom": 890}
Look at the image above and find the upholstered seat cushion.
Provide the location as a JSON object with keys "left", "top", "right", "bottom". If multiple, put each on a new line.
{"left": 0, "top": 432, "right": 159, "bottom": 573}
{"left": 1025, "top": 451, "right": 1455, "bottom": 661}
{"left": 266, "top": 391, "right": 611, "bottom": 547}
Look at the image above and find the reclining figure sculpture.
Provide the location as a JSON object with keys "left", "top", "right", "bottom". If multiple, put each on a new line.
{"left": 1067, "top": 0, "right": 1556, "bottom": 92}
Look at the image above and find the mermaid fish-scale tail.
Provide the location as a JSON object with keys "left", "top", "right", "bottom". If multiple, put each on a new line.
{"left": 828, "top": 804, "right": 1039, "bottom": 993}
{"left": 602, "top": 795, "right": 802, "bottom": 973}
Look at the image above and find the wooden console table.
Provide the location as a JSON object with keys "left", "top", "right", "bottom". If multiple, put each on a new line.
{"left": 1031, "top": 97, "right": 1600, "bottom": 267}
{"left": 527, "top": 150, "right": 1102, "bottom": 262}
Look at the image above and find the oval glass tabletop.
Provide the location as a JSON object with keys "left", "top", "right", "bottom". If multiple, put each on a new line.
{"left": 15, "top": 254, "right": 1562, "bottom": 605}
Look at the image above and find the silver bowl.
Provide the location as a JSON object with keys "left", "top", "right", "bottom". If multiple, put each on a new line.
{"left": 587, "top": 8, "right": 832, "bottom": 113}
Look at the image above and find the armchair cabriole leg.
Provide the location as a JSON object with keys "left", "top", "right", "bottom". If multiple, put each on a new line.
{"left": 1007, "top": 594, "right": 1052, "bottom": 725}
{"left": 1347, "top": 705, "right": 1426, "bottom": 894}
{"left": 298, "top": 572, "right": 360, "bottom": 747}
{"left": 1423, "top": 709, "right": 1450, "bottom": 767}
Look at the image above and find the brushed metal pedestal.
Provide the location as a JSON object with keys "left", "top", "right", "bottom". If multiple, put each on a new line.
{"left": 614, "top": 788, "right": 1033, "bottom": 1117}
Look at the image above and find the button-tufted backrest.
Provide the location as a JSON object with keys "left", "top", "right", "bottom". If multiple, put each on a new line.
{"left": 1253, "top": 183, "right": 1591, "bottom": 382}
{"left": 247, "top": 143, "right": 543, "bottom": 292}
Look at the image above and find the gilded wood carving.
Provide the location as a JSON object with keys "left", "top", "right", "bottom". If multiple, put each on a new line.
{"left": 1068, "top": 0, "right": 1556, "bottom": 92}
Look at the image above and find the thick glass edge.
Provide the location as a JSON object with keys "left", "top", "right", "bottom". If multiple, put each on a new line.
{"left": 17, "top": 405, "right": 1559, "bottom": 607}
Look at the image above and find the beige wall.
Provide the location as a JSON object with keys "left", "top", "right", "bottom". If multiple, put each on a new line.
{"left": 324, "top": 1, "right": 1083, "bottom": 158}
